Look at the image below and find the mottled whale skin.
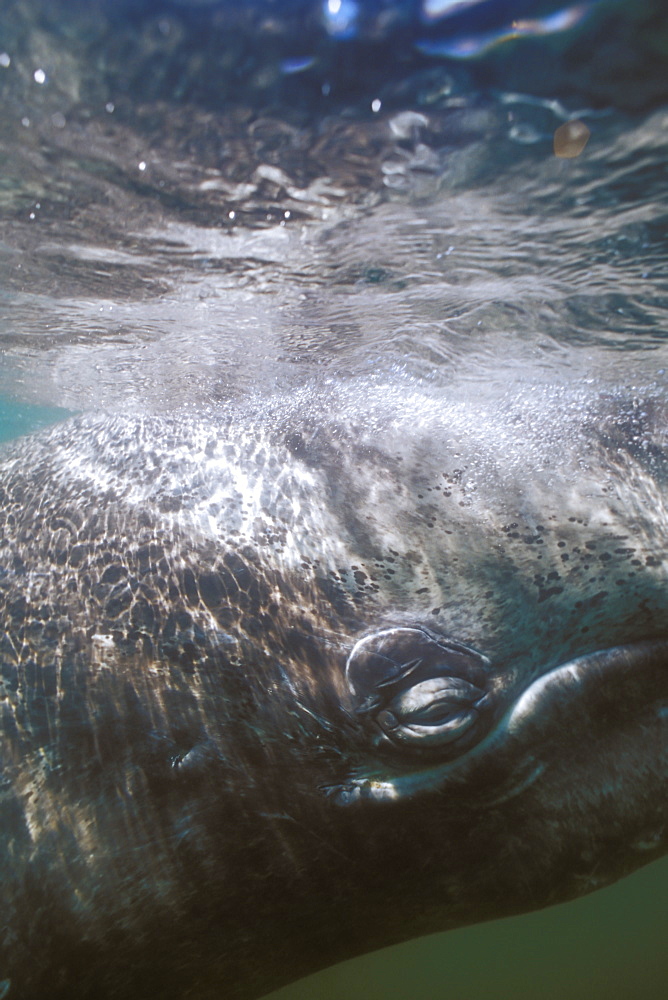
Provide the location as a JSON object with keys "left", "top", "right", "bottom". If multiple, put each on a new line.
{"left": 1, "top": 381, "right": 668, "bottom": 1000}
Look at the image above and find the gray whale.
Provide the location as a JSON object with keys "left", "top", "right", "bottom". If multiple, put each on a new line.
{"left": 1, "top": 380, "right": 667, "bottom": 999}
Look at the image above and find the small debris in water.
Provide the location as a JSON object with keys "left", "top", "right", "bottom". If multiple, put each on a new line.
{"left": 554, "top": 119, "right": 590, "bottom": 158}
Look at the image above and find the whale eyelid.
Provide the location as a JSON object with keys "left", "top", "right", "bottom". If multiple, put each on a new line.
{"left": 446, "top": 642, "right": 491, "bottom": 667}
{"left": 426, "top": 633, "right": 493, "bottom": 668}
{"left": 376, "top": 657, "right": 424, "bottom": 687}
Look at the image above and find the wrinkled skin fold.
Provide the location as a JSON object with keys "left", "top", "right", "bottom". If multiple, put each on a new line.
{"left": 1, "top": 383, "right": 668, "bottom": 999}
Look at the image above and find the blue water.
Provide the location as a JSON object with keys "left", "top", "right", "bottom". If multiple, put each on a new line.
{"left": 0, "top": 397, "right": 70, "bottom": 443}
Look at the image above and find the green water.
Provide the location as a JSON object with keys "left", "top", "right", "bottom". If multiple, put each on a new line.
{"left": 268, "top": 859, "right": 668, "bottom": 1000}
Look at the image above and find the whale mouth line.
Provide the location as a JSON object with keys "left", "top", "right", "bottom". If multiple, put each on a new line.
{"left": 330, "top": 637, "right": 668, "bottom": 806}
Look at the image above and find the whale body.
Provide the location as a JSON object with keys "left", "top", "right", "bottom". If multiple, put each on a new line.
{"left": 1, "top": 379, "right": 668, "bottom": 999}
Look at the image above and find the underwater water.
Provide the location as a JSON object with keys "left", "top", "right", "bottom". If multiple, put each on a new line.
{"left": 1, "top": 1, "right": 668, "bottom": 998}
{"left": 269, "top": 856, "right": 668, "bottom": 999}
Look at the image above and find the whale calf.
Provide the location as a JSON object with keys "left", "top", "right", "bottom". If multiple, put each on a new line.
{"left": 1, "top": 379, "right": 668, "bottom": 999}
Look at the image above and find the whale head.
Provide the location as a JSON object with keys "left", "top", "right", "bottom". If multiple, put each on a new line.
{"left": 0, "top": 378, "right": 667, "bottom": 999}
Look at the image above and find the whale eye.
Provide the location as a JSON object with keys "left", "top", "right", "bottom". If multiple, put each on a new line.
{"left": 346, "top": 627, "right": 491, "bottom": 755}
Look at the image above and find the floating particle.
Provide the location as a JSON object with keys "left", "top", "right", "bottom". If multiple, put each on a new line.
{"left": 554, "top": 120, "right": 590, "bottom": 158}
{"left": 281, "top": 56, "right": 316, "bottom": 75}
{"left": 322, "top": 0, "right": 358, "bottom": 39}
{"left": 422, "top": 1, "right": 483, "bottom": 22}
